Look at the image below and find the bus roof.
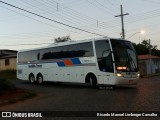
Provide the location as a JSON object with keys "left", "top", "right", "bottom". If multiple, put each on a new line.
{"left": 18, "top": 37, "right": 125, "bottom": 52}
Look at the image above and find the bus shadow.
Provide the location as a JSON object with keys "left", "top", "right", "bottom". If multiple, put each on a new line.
{"left": 22, "top": 80, "right": 138, "bottom": 90}
{"left": 41, "top": 81, "right": 91, "bottom": 89}
{"left": 41, "top": 81, "right": 138, "bottom": 90}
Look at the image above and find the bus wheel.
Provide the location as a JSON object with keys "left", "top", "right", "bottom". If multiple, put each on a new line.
{"left": 37, "top": 74, "right": 43, "bottom": 84}
{"left": 89, "top": 74, "right": 97, "bottom": 88}
{"left": 29, "top": 74, "right": 35, "bottom": 84}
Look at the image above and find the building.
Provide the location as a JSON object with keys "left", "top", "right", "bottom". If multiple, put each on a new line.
{"left": 0, "top": 50, "right": 17, "bottom": 71}
{"left": 138, "top": 54, "right": 160, "bottom": 76}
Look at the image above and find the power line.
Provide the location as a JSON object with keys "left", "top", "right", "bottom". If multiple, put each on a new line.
{"left": 20, "top": 0, "right": 103, "bottom": 33}
{"left": 0, "top": 4, "right": 79, "bottom": 35}
{"left": 0, "top": 3, "right": 106, "bottom": 45}
{"left": 86, "top": 0, "right": 114, "bottom": 16}
{"left": 1, "top": 1, "right": 160, "bottom": 42}
{"left": 106, "top": 0, "right": 119, "bottom": 10}
{"left": 94, "top": 0, "right": 117, "bottom": 14}
{"left": 65, "top": 0, "right": 86, "bottom": 7}
{"left": 141, "top": 0, "right": 160, "bottom": 4}
{"left": 19, "top": 0, "right": 160, "bottom": 35}
{"left": 0, "top": 1, "right": 105, "bottom": 37}
{"left": 38, "top": 0, "right": 119, "bottom": 32}
{"left": 21, "top": 0, "right": 112, "bottom": 33}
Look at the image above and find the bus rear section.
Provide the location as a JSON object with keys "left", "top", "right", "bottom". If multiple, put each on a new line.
{"left": 17, "top": 41, "right": 98, "bottom": 86}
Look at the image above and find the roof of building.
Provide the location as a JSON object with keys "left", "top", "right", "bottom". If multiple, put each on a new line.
{"left": 0, "top": 50, "right": 17, "bottom": 59}
{"left": 0, "top": 49, "right": 17, "bottom": 52}
{"left": 138, "top": 54, "right": 160, "bottom": 60}
{"left": 0, "top": 55, "right": 17, "bottom": 59}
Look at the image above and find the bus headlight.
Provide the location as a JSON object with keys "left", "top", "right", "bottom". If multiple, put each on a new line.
{"left": 116, "top": 73, "right": 123, "bottom": 77}
{"left": 137, "top": 73, "right": 140, "bottom": 77}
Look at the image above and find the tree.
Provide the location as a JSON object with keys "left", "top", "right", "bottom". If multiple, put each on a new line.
{"left": 54, "top": 35, "right": 71, "bottom": 43}
{"left": 141, "top": 39, "right": 157, "bottom": 49}
{"left": 134, "top": 43, "right": 148, "bottom": 55}
{"left": 133, "top": 39, "right": 160, "bottom": 57}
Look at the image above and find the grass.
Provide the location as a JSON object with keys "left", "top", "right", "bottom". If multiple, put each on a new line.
{"left": 0, "top": 70, "right": 37, "bottom": 106}
{"left": 0, "top": 78, "right": 37, "bottom": 106}
{"left": 0, "top": 78, "right": 16, "bottom": 94}
{"left": 0, "top": 70, "right": 17, "bottom": 79}
{"left": 0, "top": 70, "right": 16, "bottom": 94}
{"left": 20, "top": 90, "right": 37, "bottom": 100}
{"left": 0, "top": 88, "right": 37, "bottom": 106}
{"left": 7, "top": 90, "right": 37, "bottom": 104}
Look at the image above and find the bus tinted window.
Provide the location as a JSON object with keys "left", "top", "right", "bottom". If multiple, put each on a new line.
{"left": 18, "top": 42, "right": 94, "bottom": 63}
{"left": 31, "top": 50, "right": 40, "bottom": 61}
{"left": 67, "top": 42, "right": 94, "bottom": 58}
{"left": 41, "top": 42, "right": 93, "bottom": 60}
{"left": 18, "top": 51, "right": 31, "bottom": 63}
{"left": 95, "top": 40, "right": 114, "bottom": 73}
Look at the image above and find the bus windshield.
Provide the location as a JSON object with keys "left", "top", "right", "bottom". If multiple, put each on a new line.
{"left": 111, "top": 39, "right": 138, "bottom": 72}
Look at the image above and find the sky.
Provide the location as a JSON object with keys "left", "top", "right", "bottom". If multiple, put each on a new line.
{"left": 0, "top": 0, "right": 160, "bottom": 50}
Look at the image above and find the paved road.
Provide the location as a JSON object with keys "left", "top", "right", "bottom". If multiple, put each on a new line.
{"left": 0, "top": 76, "right": 160, "bottom": 120}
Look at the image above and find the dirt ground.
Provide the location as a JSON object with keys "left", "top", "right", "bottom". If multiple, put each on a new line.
{"left": 0, "top": 89, "right": 36, "bottom": 107}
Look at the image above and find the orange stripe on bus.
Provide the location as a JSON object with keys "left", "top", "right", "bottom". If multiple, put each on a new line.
{"left": 64, "top": 60, "right": 73, "bottom": 66}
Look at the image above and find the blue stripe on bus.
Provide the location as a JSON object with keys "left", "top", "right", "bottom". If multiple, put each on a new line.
{"left": 71, "top": 58, "right": 81, "bottom": 64}
{"left": 57, "top": 62, "right": 65, "bottom": 67}
{"left": 57, "top": 58, "right": 82, "bottom": 67}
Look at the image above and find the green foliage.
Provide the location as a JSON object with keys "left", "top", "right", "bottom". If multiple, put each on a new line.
{"left": 135, "top": 43, "right": 149, "bottom": 55}
{"left": 54, "top": 35, "right": 71, "bottom": 43}
{"left": 133, "top": 40, "right": 160, "bottom": 56}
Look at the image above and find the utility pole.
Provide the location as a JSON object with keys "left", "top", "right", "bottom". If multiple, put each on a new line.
{"left": 148, "top": 39, "right": 152, "bottom": 75}
{"left": 115, "top": 5, "right": 129, "bottom": 39}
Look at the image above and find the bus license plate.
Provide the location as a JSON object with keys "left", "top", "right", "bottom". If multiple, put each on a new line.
{"left": 129, "top": 80, "right": 133, "bottom": 84}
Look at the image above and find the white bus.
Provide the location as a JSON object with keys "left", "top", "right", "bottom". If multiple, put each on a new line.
{"left": 17, "top": 37, "right": 139, "bottom": 87}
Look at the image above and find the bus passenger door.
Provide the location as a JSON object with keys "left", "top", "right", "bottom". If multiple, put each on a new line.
{"left": 95, "top": 40, "right": 114, "bottom": 85}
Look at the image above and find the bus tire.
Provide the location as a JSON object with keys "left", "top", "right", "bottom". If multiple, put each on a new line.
{"left": 37, "top": 73, "right": 43, "bottom": 84}
{"left": 89, "top": 74, "right": 97, "bottom": 88}
{"left": 29, "top": 74, "right": 35, "bottom": 84}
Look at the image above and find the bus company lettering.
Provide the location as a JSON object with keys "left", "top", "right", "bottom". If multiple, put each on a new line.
{"left": 28, "top": 64, "right": 42, "bottom": 68}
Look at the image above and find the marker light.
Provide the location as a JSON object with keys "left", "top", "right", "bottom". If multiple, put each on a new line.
{"left": 117, "top": 66, "right": 127, "bottom": 70}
